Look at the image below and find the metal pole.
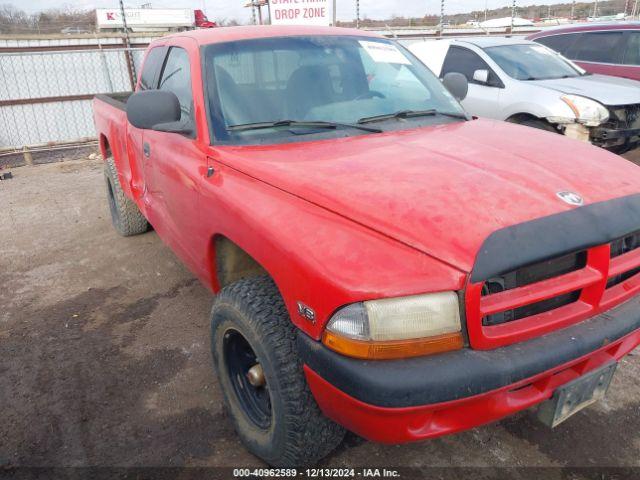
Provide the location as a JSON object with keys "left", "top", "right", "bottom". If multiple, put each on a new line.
{"left": 356, "top": 0, "right": 360, "bottom": 28}
{"left": 511, "top": 0, "right": 516, "bottom": 29}
{"left": 251, "top": 2, "right": 256, "bottom": 25}
{"left": 96, "top": 35, "right": 114, "bottom": 93}
{"left": 119, "top": 0, "right": 136, "bottom": 86}
{"left": 592, "top": 0, "right": 599, "bottom": 18}
{"left": 484, "top": 0, "right": 488, "bottom": 22}
{"left": 257, "top": 3, "right": 263, "bottom": 25}
{"left": 332, "top": 0, "right": 336, "bottom": 25}
{"left": 571, "top": 0, "right": 576, "bottom": 20}
{"left": 440, "top": 0, "right": 445, "bottom": 29}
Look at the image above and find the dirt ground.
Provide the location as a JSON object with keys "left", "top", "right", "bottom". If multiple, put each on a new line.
{"left": 1, "top": 153, "right": 639, "bottom": 474}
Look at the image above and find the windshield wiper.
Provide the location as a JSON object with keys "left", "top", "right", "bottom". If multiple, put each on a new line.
{"left": 357, "top": 109, "right": 468, "bottom": 124}
{"left": 227, "top": 119, "right": 382, "bottom": 133}
{"left": 525, "top": 74, "right": 579, "bottom": 81}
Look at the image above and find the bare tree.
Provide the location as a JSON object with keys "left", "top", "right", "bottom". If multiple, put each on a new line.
{"left": 0, "top": 3, "right": 32, "bottom": 33}
{"left": 0, "top": 4, "right": 95, "bottom": 34}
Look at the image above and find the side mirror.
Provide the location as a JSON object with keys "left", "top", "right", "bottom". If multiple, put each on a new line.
{"left": 127, "top": 90, "right": 191, "bottom": 134}
{"left": 473, "top": 69, "right": 490, "bottom": 84}
{"left": 443, "top": 72, "right": 468, "bottom": 101}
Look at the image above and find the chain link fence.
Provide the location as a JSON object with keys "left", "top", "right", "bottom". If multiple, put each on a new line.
{"left": 0, "top": 47, "right": 145, "bottom": 153}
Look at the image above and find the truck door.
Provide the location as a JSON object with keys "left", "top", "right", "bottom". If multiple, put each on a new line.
{"left": 440, "top": 46, "right": 502, "bottom": 119}
{"left": 141, "top": 45, "right": 205, "bottom": 271}
{"left": 126, "top": 45, "right": 167, "bottom": 199}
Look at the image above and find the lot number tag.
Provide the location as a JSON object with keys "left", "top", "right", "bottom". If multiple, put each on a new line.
{"left": 359, "top": 41, "right": 411, "bottom": 65}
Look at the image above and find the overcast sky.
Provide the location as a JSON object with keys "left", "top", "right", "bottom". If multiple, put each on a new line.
{"left": 17, "top": 0, "right": 578, "bottom": 23}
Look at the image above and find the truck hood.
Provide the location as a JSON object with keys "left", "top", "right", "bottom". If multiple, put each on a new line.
{"left": 216, "top": 119, "right": 640, "bottom": 274}
{"left": 529, "top": 74, "right": 640, "bottom": 106}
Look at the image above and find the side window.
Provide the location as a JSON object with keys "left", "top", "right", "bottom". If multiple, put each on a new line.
{"left": 158, "top": 47, "right": 193, "bottom": 123}
{"left": 535, "top": 34, "right": 579, "bottom": 56}
{"left": 441, "top": 46, "right": 500, "bottom": 86}
{"left": 571, "top": 32, "right": 624, "bottom": 63}
{"left": 139, "top": 47, "right": 166, "bottom": 91}
{"left": 623, "top": 31, "right": 640, "bottom": 66}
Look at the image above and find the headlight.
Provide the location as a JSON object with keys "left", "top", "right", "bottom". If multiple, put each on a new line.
{"left": 560, "top": 94, "right": 609, "bottom": 127}
{"left": 322, "top": 292, "right": 463, "bottom": 360}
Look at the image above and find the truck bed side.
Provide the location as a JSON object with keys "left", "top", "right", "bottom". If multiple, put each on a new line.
{"left": 92, "top": 93, "right": 136, "bottom": 199}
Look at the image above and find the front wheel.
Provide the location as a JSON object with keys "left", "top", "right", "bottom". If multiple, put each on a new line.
{"left": 210, "top": 276, "right": 345, "bottom": 466}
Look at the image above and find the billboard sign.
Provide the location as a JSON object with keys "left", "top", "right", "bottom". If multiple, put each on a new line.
{"left": 95, "top": 8, "right": 194, "bottom": 29}
{"left": 268, "top": 0, "right": 333, "bottom": 26}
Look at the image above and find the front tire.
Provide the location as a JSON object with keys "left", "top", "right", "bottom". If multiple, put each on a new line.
{"left": 210, "top": 276, "right": 345, "bottom": 466}
{"left": 104, "top": 156, "right": 149, "bottom": 236}
{"left": 511, "top": 117, "right": 558, "bottom": 133}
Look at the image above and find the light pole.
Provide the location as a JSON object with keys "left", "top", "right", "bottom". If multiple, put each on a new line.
{"left": 571, "top": 0, "right": 576, "bottom": 20}
{"left": 592, "top": 0, "right": 599, "bottom": 18}
{"left": 440, "top": 0, "right": 445, "bottom": 29}
{"left": 511, "top": 0, "right": 517, "bottom": 29}
{"left": 332, "top": 0, "right": 336, "bottom": 25}
{"left": 119, "top": 0, "right": 136, "bottom": 86}
{"left": 356, "top": 0, "right": 360, "bottom": 28}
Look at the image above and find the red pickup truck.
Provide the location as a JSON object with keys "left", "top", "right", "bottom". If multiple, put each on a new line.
{"left": 93, "top": 26, "right": 640, "bottom": 466}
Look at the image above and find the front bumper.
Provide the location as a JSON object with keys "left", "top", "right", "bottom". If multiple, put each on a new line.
{"left": 591, "top": 126, "right": 640, "bottom": 150}
{"left": 298, "top": 294, "right": 640, "bottom": 443}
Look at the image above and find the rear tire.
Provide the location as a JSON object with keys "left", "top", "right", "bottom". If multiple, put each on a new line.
{"left": 210, "top": 276, "right": 345, "bottom": 466}
{"left": 104, "top": 156, "right": 149, "bottom": 236}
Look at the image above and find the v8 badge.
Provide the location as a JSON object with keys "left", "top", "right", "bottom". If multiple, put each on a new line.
{"left": 297, "top": 301, "right": 316, "bottom": 323}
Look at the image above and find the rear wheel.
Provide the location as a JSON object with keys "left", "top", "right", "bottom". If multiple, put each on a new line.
{"left": 210, "top": 276, "right": 345, "bottom": 466}
{"left": 104, "top": 156, "right": 149, "bottom": 236}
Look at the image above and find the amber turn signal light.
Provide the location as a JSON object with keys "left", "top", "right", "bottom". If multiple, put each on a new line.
{"left": 322, "top": 330, "right": 464, "bottom": 360}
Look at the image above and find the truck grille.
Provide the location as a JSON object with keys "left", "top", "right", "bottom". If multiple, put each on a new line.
{"left": 467, "top": 231, "right": 640, "bottom": 349}
{"left": 481, "top": 251, "right": 586, "bottom": 326}
{"left": 608, "top": 230, "right": 640, "bottom": 287}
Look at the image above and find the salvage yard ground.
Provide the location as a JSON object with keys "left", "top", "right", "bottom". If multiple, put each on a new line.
{"left": 1, "top": 153, "right": 639, "bottom": 471}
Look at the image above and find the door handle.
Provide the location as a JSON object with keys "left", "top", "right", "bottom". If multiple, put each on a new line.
{"left": 143, "top": 142, "right": 150, "bottom": 158}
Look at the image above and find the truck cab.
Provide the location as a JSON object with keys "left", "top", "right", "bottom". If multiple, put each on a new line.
{"left": 93, "top": 26, "right": 640, "bottom": 467}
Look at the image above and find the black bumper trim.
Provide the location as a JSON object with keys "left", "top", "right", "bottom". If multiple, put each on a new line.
{"left": 471, "top": 193, "right": 640, "bottom": 282}
{"left": 592, "top": 126, "right": 640, "bottom": 141}
{"left": 298, "top": 294, "right": 640, "bottom": 408}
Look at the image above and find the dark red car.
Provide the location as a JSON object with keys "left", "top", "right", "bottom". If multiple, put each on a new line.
{"left": 527, "top": 22, "right": 640, "bottom": 81}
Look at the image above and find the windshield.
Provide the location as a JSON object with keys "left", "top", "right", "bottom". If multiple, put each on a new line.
{"left": 203, "top": 35, "right": 465, "bottom": 145}
{"left": 484, "top": 44, "right": 583, "bottom": 81}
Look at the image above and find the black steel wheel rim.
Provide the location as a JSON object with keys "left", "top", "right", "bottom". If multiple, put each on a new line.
{"left": 223, "top": 329, "right": 272, "bottom": 429}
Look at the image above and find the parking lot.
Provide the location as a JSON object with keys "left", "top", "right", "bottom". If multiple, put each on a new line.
{"left": 1, "top": 153, "right": 639, "bottom": 472}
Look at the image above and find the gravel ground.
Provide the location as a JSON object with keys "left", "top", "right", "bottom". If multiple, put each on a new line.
{"left": 1, "top": 154, "right": 639, "bottom": 475}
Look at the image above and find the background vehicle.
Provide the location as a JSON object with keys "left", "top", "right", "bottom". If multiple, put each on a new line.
{"left": 527, "top": 22, "right": 640, "bottom": 81}
{"left": 93, "top": 26, "right": 640, "bottom": 466}
{"left": 95, "top": 8, "right": 215, "bottom": 33}
{"left": 409, "top": 37, "right": 640, "bottom": 153}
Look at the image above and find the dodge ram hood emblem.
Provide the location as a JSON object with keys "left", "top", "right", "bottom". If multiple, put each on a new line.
{"left": 556, "top": 191, "right": 584, "bottom": 206}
